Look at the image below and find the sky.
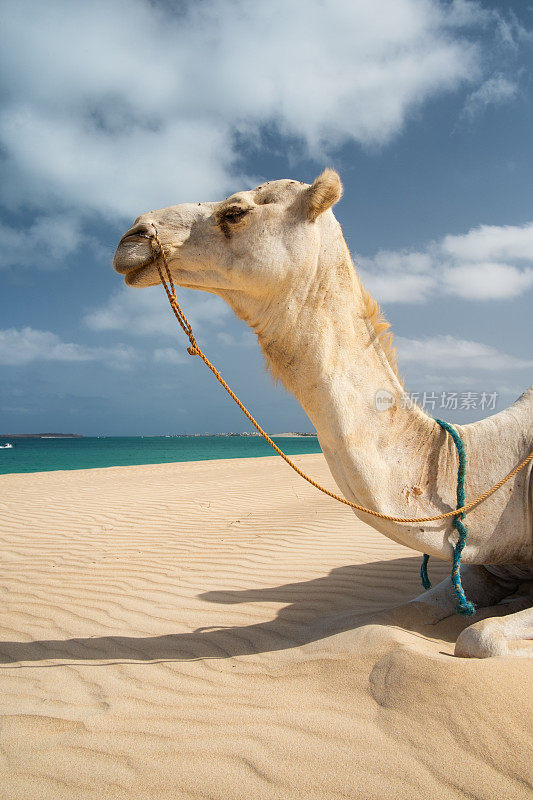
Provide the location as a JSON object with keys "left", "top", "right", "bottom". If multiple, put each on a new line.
{"left": 0, "top": 0, "right": 532, "bottom": 435}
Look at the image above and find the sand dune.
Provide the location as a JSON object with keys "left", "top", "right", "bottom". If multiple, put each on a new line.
{"left": 1, "top": 454, "right": 531, "bottom": 799}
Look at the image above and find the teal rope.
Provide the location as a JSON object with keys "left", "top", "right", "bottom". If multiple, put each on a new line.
{"left": 420, "top": 419, "right": 476, "bottom": 616}
{"left": 420, "top": 553, "right": 431, "bottom": 590}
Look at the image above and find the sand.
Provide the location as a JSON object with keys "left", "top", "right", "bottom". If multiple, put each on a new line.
{"left": 1, "top": 453, "right": 531, "bottom": 800}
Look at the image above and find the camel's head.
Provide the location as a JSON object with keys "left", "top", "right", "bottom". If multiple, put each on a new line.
{"left": 113, "top": 170, "right": 343, "bottom": 300}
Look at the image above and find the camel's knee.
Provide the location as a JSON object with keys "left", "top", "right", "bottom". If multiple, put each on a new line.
{"left": 455, "top": 619, "right": 505, "bottom": 658}
{"left": 455, "top": 607, "right": 533, "bottom": 659}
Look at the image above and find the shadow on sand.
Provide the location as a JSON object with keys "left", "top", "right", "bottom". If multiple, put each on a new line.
{"left": 0, "top": 556, "right": 484, "bottom": 666}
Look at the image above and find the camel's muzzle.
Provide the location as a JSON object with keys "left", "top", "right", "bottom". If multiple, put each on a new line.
{"left": 113, "top": 221, "right": 157, "bottom": 275}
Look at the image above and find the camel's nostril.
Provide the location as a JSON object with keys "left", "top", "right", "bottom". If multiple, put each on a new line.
{"left": 119, "top": 221, "right": 156, "bottom": 244}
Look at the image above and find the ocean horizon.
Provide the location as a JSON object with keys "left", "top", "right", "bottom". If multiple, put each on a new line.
{"left": 0, "top": 435, "right": 322, "bottom": 475}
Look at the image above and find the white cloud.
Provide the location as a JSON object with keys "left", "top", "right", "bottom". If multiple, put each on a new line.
{"left": 442, "top": 262, "right": 533, "bottom": 300}
{"left": 84, "top": 286, "right": 229, "bottom": 337}
{"left": 365, "top": 250, "right": 434, "bottom": 273}
{"left": 0, "top": 215, "right": 102, "bottom": 270}
{"left": 359, "top": 220, "right": 533, "bottom": 303}
{"left": 153, "top": 347, "right": 187, "bottom": 365}
{"left": 463, "top": 73, "right": 518, "bottom": 118}
{"left": 0, "top": 327, "right": 138, "bottom": 369}
{"left": 495, "top": 11, "right": 533, "bottom": 50}
{"left": 359, "top": 270, "right": 436, "bottom": 304}
{"left": 397, "top": 334, "right": 533, "bottom": 371}
{"left": 441, "top": 222, "right": 533, "bottom": 261}
{"left": 0, "top": 108, "right": 234, "bottom": 220}
{"left": 0, "top": 0, "right": 492, "bottom": 222}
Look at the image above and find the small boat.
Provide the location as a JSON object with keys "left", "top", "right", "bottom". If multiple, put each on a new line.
{"left": 0, "top": 442, "right": 14, "bottom": 449}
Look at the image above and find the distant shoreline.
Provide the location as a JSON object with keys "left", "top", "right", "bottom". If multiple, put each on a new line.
{"left": 270, "top": 432, "right": 317, "bottom": 438}
{"left": 1, "top": 432, "right": 317, "bottom": 439}
{"left": 0, "top": 433, "right": 84, "bottom": 439}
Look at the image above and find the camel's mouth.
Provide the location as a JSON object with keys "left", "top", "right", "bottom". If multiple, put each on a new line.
{"left": 113, "top": 234, "right": 153, "bottom": 273}
{"left": 114, "top": 246, "right": 158, "bottom": 287}
{"left": 113, "top": 226, "right": 161, "bottom": 287}
{"left": 121, "top": 261, "right": 156, "bottom": 286}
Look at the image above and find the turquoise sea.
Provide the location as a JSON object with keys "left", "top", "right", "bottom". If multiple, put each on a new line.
{"left": 0, "top": 436, "right": 322, "bottom": 475}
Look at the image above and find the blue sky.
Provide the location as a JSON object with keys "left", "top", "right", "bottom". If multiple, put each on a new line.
{"left": 0, "top": 0, "right": 532, "bottom": 435}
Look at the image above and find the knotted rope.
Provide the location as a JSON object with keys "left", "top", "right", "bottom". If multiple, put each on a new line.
{"left": 149, "top": 234, "right": 533, "bottom": 594}
{"left": 420, "top": 420, "right": 476, "bottom": 615}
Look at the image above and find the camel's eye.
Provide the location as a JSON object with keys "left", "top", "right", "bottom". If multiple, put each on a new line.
{"left": 222, "top": 206, "right": 249, "bottom": 224}
{"left": 217, "top": 205, "right": 252, "bottom": 238}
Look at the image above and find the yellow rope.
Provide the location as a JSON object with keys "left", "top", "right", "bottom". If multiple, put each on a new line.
{"left": 149, "top": 236, "right": 533, "bottom": 525}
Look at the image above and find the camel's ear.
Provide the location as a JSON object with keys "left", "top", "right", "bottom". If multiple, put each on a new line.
{"left": 305, "top": 169, "right": 343, "bottom": 221}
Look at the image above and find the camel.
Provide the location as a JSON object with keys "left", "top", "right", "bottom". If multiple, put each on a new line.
{"left": 113, "top": 170, "right": 533, "bottom": 658}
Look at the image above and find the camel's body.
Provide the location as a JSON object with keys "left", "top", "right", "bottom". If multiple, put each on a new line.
{"left": 114, "top": 170, "right": 533, "bottom": 658}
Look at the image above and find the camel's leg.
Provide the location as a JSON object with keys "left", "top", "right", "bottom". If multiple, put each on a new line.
{"left": 455, "top": 606, "right": 533, "bottom": 658}
{"left": 386, "top": 565, "right": 521, "bottom": 627}
{"left": 413, "top": 564, "right": 521, "bottom": 619}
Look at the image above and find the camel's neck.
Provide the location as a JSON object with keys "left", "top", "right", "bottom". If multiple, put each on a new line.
{"left": 220, "top": 217, "right": 446, "bottom": 553}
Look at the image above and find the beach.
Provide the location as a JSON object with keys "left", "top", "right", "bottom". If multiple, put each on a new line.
{"left": 1, "top": 453, "right": 531, "bottom": 799}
